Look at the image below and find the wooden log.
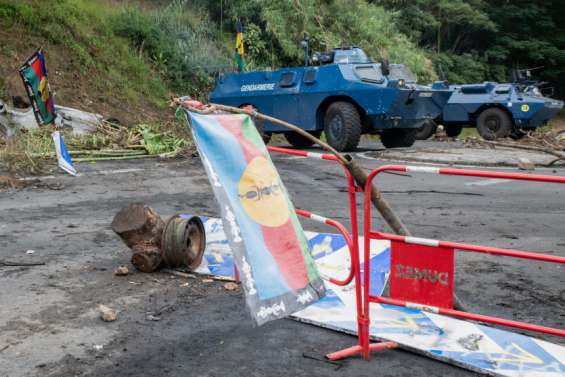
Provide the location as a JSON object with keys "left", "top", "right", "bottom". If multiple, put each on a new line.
{"left": 111, "top": 203, "right": 165, "bottom": 249}
{"left": 131, "top": 247, "right": 162, "bottom": 273}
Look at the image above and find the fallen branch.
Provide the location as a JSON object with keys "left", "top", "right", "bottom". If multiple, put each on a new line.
{"left": 0, "top": 261, "right": 46, "bottom": 267}
{"left": 474, "top": 139, "right": 565, "bottom": 167}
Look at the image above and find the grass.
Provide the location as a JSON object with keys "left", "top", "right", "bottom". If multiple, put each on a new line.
{"left": 0, "top": 0, "right": 170, "bottom": 118}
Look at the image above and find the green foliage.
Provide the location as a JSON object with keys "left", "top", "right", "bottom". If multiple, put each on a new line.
{"left": 433, "top": 52, "right": 506, "bottom": 83}
{"left": 209, "top": 0, "right": 436, "bottom": 81}
{"left": 138, "top": 124, "right": 189, "bottom": 155}
{"left": 111, "top": 0, "right": 231, "bottom": 98}
{"left": 376, "top": 0, "right": 565, "bottom": 94}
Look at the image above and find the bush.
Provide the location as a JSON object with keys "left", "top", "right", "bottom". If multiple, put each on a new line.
{"left": 433, "top": 52, "right": 506, "bottom": 84}
{"left": 111, "top": 0, "right": 231, "bottom": 98}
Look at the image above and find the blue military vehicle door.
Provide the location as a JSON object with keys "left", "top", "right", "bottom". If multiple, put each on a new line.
{"left": 270, "top": 69, "right": 303, "bottom": 131}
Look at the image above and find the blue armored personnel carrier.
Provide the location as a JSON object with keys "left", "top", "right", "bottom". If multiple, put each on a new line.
{"left": 210, "top": 46, "right": 450, "bottom": 151}
{"left": 416, "top": 73, "right": 564, "bottom": 140}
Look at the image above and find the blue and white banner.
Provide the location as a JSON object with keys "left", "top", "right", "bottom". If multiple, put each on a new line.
{"left": 52, "top": 131, "right": 76, "bottom": 176}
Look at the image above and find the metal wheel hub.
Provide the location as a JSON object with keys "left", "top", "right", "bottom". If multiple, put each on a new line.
{"left": 484, "top": 115, "right": 501, "bottom": 133}
{"left": 328, "top": 115, "right": 344, "bottom": 139}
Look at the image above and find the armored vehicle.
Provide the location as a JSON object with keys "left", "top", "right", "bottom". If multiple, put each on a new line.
{"left": 210, "top": 46, "right": 449, "bottom": 151}
{"left": 416, "top": 70, "right": 564, "bottom": 140}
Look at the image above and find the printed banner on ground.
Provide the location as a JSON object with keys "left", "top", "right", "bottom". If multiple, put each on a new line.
{"left": 19, "top": 48, "right": 55, "bottom": 125}
{"left": 186, "top": 111, "right": 325, "bottom": 325}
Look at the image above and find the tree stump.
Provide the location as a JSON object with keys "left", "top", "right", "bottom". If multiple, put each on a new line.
{"left": 111, "top": 203, "right": 165, "bottom": 272}
{"left": 131, "top": 247, "right": 163, "bottom": 273}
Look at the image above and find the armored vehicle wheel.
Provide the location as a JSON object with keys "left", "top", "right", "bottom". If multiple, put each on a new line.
{"left": 380, "top": 129, "right": 417, "bottom": 148}
{"left": 445, "top": 125, "right": 463, "bottom": 138}
{"left": 323, "top": 102, "right": 362, "bottom": 152}
{"left": 415, "top": 120, "right": 437, "bottom": 140}
{"left": 284, "top": 130, "right": 322, "bottom": 148}
{"left": 476, "top": 108, "right": 512, "bottom": 140}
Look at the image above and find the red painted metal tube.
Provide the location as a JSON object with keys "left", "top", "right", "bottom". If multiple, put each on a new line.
{"left": 326, "top": 341, "right": 398, "bottom": 361}
{"left": 438, "top": 167, "right": 565, "bottom": 184}
{"left": 295, "top": 209, "right": 355, "bottom": 286}
{"left": 371, "top": 295, "right": 565, "bottom": 337}
{"left": 267, "top": 145, "right": 338, "bottom": 161}
{"left": 369, "top": 231, "right": 565, "bottom": 264}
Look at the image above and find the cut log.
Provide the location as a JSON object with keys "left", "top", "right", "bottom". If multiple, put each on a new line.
{"left": 111, "top": 203, "right": 165, "bottom": 250}
{"left": 131, "top": 247, "right": 162, "bottom": 273}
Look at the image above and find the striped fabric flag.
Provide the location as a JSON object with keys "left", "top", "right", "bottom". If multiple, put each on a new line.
{"left": 186, "top": 111, "right": 325, "bottom": 325}
{"left": 19, "top": 48, "right": 55, "bottom": 125}
{"left": 234, "top": 19, "right": 246, "bottom": 72}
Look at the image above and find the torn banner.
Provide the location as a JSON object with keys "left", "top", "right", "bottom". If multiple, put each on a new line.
{"left": 19, "top": 48, "right": 55, "bottom": 126}
{"left": 186, "top": 111, "right": 325, "bottom": 325}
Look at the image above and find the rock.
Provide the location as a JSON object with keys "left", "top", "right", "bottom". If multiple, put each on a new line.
{"left": 114, "top": 266, "right": 129, "bottom": 276}
{"left": 98, "top": 305, "right": 117, "bottom": 322}
{"left": 517, "top": 157, "right": 535, "bottom": 171}
{"left": 224, "top": 282, "right": 239, "bottom": 291}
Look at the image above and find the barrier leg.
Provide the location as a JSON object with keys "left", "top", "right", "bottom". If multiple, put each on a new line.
{"left": 327, "top": 341, "right": 398, "bottom": 361}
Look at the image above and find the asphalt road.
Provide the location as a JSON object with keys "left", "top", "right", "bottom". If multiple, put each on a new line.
{"left": 1, "top": 139, "right": 564, "bottom": 377}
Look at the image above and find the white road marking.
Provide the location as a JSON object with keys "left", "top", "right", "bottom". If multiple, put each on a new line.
{"left": 465, "top": 179, "right": 511, "bottom": 187}
{"left": 355, "top": 151, "right": 379, "bottom": 161}
{"left": 18, "top": 168, "right": 144, "bottom": 181}
{"left": 354, "top": 152, "right": 559, "bottom": 171}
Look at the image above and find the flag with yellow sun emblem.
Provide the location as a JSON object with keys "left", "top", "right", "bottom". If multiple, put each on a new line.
{"left": 186, "top": 111, "right": 326, "bottom": 325}
{"left": 19, "top": 48, "right": 56, "bottom": 125}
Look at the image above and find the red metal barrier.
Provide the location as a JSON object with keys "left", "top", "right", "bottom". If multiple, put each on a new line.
{"left": 267, "top": 147, "right": 565, "bottom": 362}
{"left": 355, "top": 165, "right": 565, "bottom": 359}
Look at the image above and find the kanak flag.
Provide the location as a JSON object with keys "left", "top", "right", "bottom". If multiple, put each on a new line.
{"left": 187, "top": 111, "right": 325, "bottom": 325}
{"left": 19, "top": 48, "right": 55, "bottom": 125}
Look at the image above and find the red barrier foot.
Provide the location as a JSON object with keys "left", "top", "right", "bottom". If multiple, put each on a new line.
{"left": 326, "top": 341, "right": 398, "bottom": 361}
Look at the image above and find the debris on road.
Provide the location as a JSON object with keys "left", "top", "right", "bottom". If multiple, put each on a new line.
{"left": 0, "top": 260, "right": 45, "bottom": 267}
{"left": 467, "top": 128, "right": 565, "bottom": 167}
{"left": 111, "top": 203, "right": 206, "bottom": 273}
{"left": 112, "top": 203, "right": 165, "bottom": 272}
{"left": 517, "top": 157, "right": 535, "bottom": 170}
{"left": 114, "top": 266, "right": 129, "bottom": 276}
{"left": 223, "top": 282, "right": 238, "bottom": 291}
{"left": 25, "top": 249, "right": 35, "bottom": 254}
{"left": 0, "top": 175, "right": 21, "bottom": 189}
{"left": 98, "top": 305, "right": 117, "bottom": 322}
{"left": 162, "top": 269, "right": 196, "bottom": 279}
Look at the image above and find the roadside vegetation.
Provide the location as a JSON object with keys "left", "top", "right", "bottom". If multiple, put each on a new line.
{"left": 0, "top": 0, "right": 564, "bottom": 176}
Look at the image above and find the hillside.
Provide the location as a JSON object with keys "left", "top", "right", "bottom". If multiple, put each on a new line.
{"left": 0, "top": 0, "right": 174, "bottom": 124}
